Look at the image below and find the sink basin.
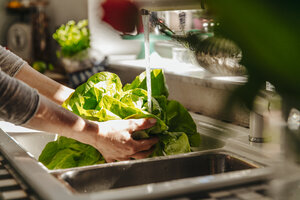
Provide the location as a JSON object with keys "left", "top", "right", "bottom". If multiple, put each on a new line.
{"left": 9, "top": 130, "right": 260, "bottom": 195}
{"left": 8, "top": 131, "right": 56, "bottom": 159}
{"left": 57, "top": 151, "right": 260, "bottom": 193}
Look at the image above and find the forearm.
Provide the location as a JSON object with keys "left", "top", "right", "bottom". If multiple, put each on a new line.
{"left": 0, "top": 67, "right": 95, "bottom": 146}
{"left": 15, "top": 64, "right": 73, "bottom": 105}
{"left": 24, "top": 95, "right": 158, "bottom": 163}
{"left": 0, "top": 71, "right": 40, "bottom": 125}
{"left": 0, "top": 45, "right": 26, "bottom": 76}
{"left": 24, "top": 95, "right": 97, "bottom": 146}
{"left": 0, "top": 45, "right": 73, "bottom": 105}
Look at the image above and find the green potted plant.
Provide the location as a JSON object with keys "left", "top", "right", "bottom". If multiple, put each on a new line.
{"left": 53, "top": 19, "right": 94, "bottom": 73}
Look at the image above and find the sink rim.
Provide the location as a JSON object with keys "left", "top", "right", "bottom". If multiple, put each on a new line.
{"left": 84, "top": 167, "right": 273, "bottom": 200}
{"left": 54, "top": 149, "right": 266, "bottom": 195}
{"left": 50, "top": 149, "right": 264, "bottom": 176}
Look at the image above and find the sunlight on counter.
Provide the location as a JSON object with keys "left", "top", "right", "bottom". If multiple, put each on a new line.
{"left": 109, "top": 52, "right": 207, "bottom": 78}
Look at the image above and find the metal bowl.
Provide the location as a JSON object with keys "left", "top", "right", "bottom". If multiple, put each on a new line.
{"left": 195, "top": 37, "right": 247, "bottom": 76}
{"left": 196, "top": 52, "right": 247, "bottom": 76}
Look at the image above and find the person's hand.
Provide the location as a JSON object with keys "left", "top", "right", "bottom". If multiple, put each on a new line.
{"left": 23, "top": 95, "right": 158, "bottom": 163}
{"left": 93, "top": 118, "right": 159, "bottom": 162}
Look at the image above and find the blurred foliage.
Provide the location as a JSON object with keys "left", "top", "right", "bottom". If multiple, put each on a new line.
{"left": 53, "top": 20, "right": 90, "bottom": 57}
{"left": 205, "top": 0, "right": 300, "bottom": 110}
{"left": 32, "top": 61, "right": 54, "bottom": 73}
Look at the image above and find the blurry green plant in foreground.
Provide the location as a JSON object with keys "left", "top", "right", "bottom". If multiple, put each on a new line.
{"left": 206, "top": 0, "right": 300, "bottom": 111}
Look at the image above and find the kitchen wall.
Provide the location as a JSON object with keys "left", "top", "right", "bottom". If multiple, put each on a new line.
{"left": 46, "top": 0, "right": 88, "bottom": 36}
{"left": 0, "top": 0, "right": 19, "bottom": 46}
{"left": 45, "top": 0, "right": 88, "bottom": 63}
{"left": 0, "top": 0, "right": 87, "bottom": 46}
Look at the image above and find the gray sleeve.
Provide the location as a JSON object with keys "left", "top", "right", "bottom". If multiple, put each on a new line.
{"left": 0, "top": 45, "right": 27, "bottom": 77}
{"left": 0, "top": 71, "right": 40, "bottom": 125}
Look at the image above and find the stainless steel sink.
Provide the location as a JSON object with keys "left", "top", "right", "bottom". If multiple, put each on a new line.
{"left": 0, "top": 115, "right": 275, "bottom": 200}
{"left": 56, "top": 151, "right": 260, "bottom": 193}
{"left": 7, "top": 131, "right": 56, "bottom": 159}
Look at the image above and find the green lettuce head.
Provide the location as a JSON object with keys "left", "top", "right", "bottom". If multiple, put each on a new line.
{"left": 39, "top": 69, "right": 200, "bottom": 169}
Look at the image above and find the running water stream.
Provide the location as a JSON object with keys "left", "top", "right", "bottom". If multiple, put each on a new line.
{"left": 141, "top": 10, "right": 152, "bottom": 113}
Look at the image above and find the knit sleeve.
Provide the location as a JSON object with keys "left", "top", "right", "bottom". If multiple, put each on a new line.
{"left": 0, "top": 70, "right": 40, "bottom": 125}
{"left": 0, "top": 45, "right": 27, "bottom": 77}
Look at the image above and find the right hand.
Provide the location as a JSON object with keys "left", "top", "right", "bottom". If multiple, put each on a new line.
{"left": 93, "top": 118, "right": 159, "bottom": 163}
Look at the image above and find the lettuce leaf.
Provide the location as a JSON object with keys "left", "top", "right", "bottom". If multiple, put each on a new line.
{"left": 166, "top": 100, "right": 201, "bottom": 147}
{"left": 123, "top": 69, "right": 169, "bottom": 97}
{"left": 39, "top": 137, "right": 104, "bottom": 170}
{"left": 39, "top": 69, "right": 200, "bottom": 169}
{"left": 160, "top": 132, "right": 191, "bottom": 155}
